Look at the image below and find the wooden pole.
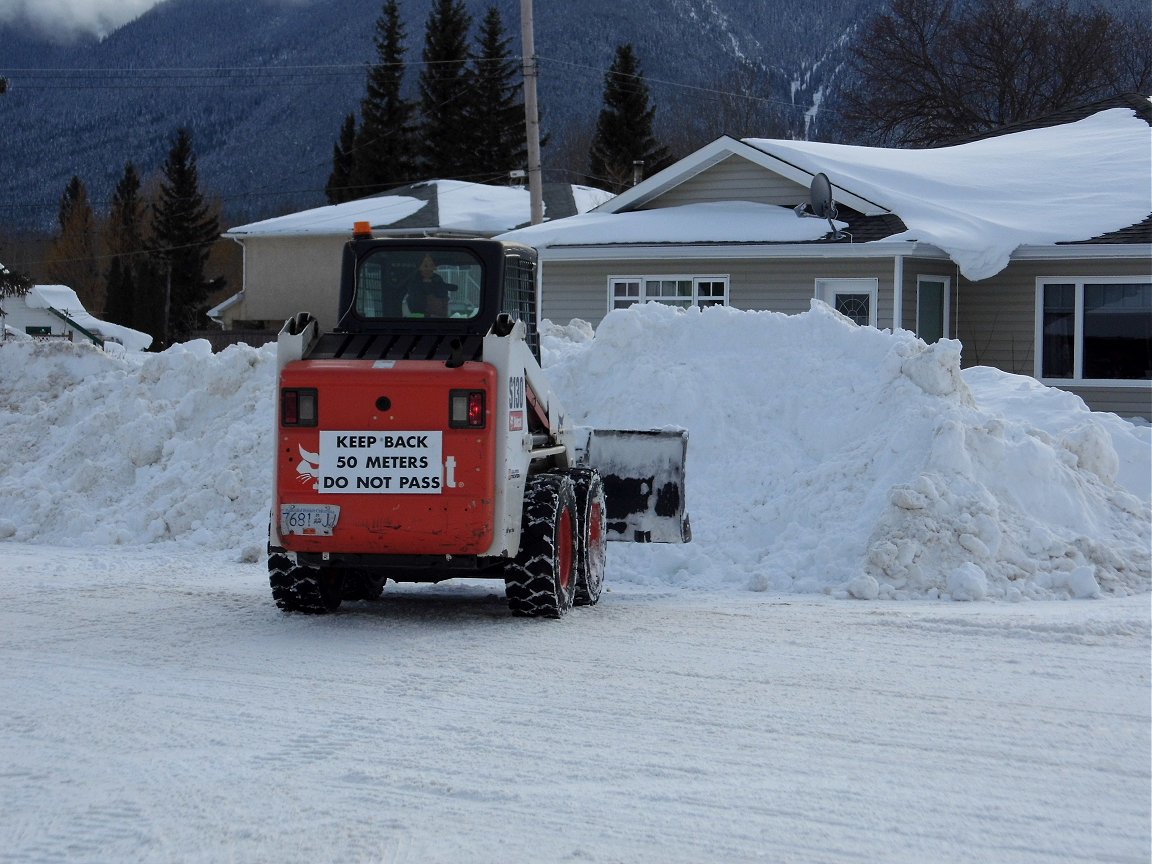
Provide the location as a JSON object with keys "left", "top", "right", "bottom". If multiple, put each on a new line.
{"left": 520, "top": 0, "right": 543, "bottom": 225}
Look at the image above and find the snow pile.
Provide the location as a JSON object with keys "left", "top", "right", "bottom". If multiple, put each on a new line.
{"left": 0, "top": 339, "right": 272, "bottom": 558}
{"left": 542, "top": 302, "right": 1151, "bottom": 600}
{"left": 1, "top": 302, "right": 1148, "bottom": 601}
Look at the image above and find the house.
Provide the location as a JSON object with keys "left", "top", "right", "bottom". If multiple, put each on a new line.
{"left": 217, "top": 179, "right": 613, "bottom": 333}
{"left": 0, "top": 284, "right": 152, "bottom": 353}
{"left": 499, "top": 95, "right": 1152, "bottom": 419}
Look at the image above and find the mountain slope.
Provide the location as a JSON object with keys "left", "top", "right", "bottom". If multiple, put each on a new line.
{"left": 0, "top": 0, "right": 874, "bottom": 231}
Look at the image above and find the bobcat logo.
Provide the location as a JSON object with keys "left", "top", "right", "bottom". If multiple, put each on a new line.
{"left": 296, "top": 445, "right": 320, "bottom": 489}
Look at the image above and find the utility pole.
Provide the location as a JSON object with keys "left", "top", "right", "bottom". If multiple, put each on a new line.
{"left": 520, "top": 0, "right": 543, "bottom": 225}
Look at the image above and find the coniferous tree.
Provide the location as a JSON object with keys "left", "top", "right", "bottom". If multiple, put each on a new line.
{"left": 419, "top": 0, "right": 474, "bottom": 179}
{"left": 0, "top": 251, "right": 32, "bottom": 297}
{"left": 104, "top": 162, "right": 152, "bottom": 329}
{"left": 46, "top": 176, "right": 103, "bottom": 311}
{"left": 151, "top": 128, "right": 223, "bottom": 346}
{"left": 326, "top": 114, "right": 359, "bottom": 204}
{"left": 587, "top": 44, "right": 672, "bottom": 194}
{"left": 461, "top": 6, "right": 526, "bottom": 180}
{"left": 347, "top": 0, "right": 418, "bottom": 198}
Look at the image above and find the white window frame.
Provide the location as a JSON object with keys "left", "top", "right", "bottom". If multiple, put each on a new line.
{"left": 607, "top": 274, "right": 729, "bottom": 311}
{"left": 916, "top": 275, "right": 951, "bottom": 343}
{"left": 1034, "top": 275, "right": 1152, "bottom": 388}
{"left": 815, "top": 278, "right": 878, "bottom": 327}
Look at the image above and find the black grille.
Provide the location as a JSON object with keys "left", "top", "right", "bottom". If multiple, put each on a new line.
{"left": 306, "top": 332, "right": 485, "bottom": 362}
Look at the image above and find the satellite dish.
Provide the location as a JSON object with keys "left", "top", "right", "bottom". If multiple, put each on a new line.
{"left": 809, "top": 172, "right": 837, "bottom": 220}
{"left": 792, "top": 172, "right": 850, "bottom": 241}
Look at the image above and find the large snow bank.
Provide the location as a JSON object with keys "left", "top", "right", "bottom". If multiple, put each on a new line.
{"left": 542, "top": 303, "right": 1150, "bottom": 601}
{"left": 0, "top": 303, "right": 1147, "bottom": 601}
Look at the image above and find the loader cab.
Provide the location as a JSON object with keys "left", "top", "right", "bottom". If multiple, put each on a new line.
{"left": 334, "top": 234, "right": 541, "bottom": 361}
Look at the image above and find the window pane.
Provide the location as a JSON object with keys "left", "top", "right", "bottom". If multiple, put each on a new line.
{"left": 1083, "top": 283, "right": 1152, "bottom": 380}
{"left": 1041, "top": 283, "right": 1076, "bottom": 378}
{"left": 835, "top": 293, "right": 870, "bottom": 326}
{"left": 917, "top": 280, "right": 945, "bottom": 343}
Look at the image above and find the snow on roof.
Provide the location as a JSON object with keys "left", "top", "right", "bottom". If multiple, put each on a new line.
{"left": 225, "top": 180, "right": 614, "bottom": 239}
{"left": 502, "top": 105, "right": 1152, "bottom": 282}
{"left": 26, "top": 285, "right": 152, "bottom": 351}
{"left": 745, "top": 107, "right": 1152, "bottom": 280}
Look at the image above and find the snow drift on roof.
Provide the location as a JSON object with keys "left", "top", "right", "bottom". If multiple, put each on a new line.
{"left": 226, "top": 180, "right": 614, "bottom": 238}
{"left": 745, "top": 107, "right": 1152, "bottom": 280}
{"left": 25, "top": 284, "right": 152, "bottom": 351}
{"left": 501, "top": 106, "right": 1150, "bottom": 282}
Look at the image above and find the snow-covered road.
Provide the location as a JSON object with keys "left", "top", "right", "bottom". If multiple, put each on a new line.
{"left": 2, "top": 544, "right": 1148, "bottom": 864}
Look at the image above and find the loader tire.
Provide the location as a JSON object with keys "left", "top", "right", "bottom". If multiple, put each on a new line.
{"left": 570, "top": 467, "right": 606, "bottom": 606}
{"left": 268, "top": 543, "right": 343, "bottom": 614}
{"left": 505, "top": 473, "right": 578, "bottom": 618}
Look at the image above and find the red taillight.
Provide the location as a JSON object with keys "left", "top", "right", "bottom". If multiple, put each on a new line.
{"left": 281, "top": 388, "right": 317, "bottom": 427}
{"left": 449, "top": 390, "right": 486, "bottom": 428}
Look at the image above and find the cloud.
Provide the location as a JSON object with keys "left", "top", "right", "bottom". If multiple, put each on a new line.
{"left": 0, "top": 0, "right": 161, "bottom": 40}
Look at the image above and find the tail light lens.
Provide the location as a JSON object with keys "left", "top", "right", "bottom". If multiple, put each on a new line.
{"left": 281, "top": 388, "right": 317, "bottom": 426}
{"left": 449, "top": 390, "right": 486, "bottom": 428}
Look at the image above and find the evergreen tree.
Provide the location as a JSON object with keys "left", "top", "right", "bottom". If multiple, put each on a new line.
{"left": 325, "top": 114, "right": 359, "bottom": 204}
{"left": 347, "top": 0, "right": 418, "bottom": 198}
{"left": 0, "top": 252, "right": 32, "bottom": 298}
{"left": 461, "top": 6, "right": 526, "bottom": 180}
{"left": 587, "top": 44, "right": 672, "bottom": 194}
{"left": 46, "top": 176, "right": 103, "bottom": 311}
{"left": 104, "top": 162, "right": 151, "bottom": 329}
{"left": 151, "top": 128, "right": 223, "bottom": 346}
{"left": 418, "top": 0, "right": 473, "bottom": 179}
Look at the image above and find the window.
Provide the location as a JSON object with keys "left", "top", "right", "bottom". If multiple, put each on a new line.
{"left": 816, "top": 278, "right": 878, "bottom": 327}
{"left": 1037, "top": 278, "right": 1151, "bottom": 383}
{"left": 609, "top": 275, "right": 729, "bottom": 311}
{"left": 356, "top": 248, "right": 483, "bottom": 320}
{"left": 916, "top": 276, "right": 950, "bottom": 343}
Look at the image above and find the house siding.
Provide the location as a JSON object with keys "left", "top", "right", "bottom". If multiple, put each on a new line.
{"left": 956, "top": 257, "right": 1152, "bottom": 418}
{"left": 648, "top": 156, "right": 809, "bottom": 209}
{"left": 540, "top": 255, "right": 897, "bottom": 329}
{"left": 233, "top": 235, "right": 346, "bottom": 331}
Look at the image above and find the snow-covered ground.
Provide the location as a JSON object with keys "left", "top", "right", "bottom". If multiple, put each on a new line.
{"left": 1, "top": 303, "right": 1149, "bottom": 862}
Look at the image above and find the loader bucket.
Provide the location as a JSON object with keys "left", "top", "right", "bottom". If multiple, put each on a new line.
{"left": 585, "top": 429, "right": 691, "bottom": 543}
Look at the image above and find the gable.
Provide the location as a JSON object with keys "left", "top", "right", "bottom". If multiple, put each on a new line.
{"left": 644, "top": 154, "right": 810, "bottom": 210}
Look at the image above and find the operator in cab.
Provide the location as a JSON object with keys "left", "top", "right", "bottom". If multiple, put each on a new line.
{"left": 405, "top": 254, "right": 458, "bottom": 317}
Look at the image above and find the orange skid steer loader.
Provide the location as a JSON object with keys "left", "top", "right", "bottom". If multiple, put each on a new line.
{"left": 269, "top": 228, "right": 690, "bottom": 617}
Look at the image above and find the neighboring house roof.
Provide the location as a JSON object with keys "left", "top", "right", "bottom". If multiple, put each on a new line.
{"left": 501, "top": 98, "right": 1151, "bottom": 282}
{"left": 23, "top": 285, "right": 152, "bottom": 351}
{"left": 224, "top": 179, "right": 614, "bottom": 239}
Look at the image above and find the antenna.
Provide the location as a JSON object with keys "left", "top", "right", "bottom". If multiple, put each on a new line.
{"left": 794, "top": 172, "right": 850, "bottom": 241}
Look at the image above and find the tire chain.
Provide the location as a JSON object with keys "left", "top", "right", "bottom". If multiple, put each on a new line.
{"left": 570, "top": 467, "right": 606, "bottom": 606}
{"left": 505, "top": 474, "right": 576, "bottom": 618}
{"left": 268, "top": 543, "right": 341, "bottom": 614}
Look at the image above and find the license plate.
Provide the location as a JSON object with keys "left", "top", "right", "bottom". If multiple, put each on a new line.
{"left": 280, "top": 504, "right": 341, "bottom": 537}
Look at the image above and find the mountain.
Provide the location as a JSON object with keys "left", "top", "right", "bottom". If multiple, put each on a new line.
{"left": 0, "top": 0, "right": 877, "bottom": 232}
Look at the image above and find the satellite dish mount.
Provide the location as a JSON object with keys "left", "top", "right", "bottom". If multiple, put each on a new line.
{"left": 794, "top": 172, "right": 850, "bottom": 241}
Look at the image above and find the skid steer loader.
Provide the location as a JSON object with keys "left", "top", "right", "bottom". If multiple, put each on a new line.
{"left": 269, "top": 226, "right": 690, "bottom": 616}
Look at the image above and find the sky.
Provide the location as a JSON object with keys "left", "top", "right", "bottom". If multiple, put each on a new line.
{"left": 0, "top": 0, "right": 307, "bottom": 40}
{"left": 0, "top": 0, "right": 158, "bottom": 39}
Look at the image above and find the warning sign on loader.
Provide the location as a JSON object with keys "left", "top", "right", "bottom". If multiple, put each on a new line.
{"left": 318, "top": 431, "right": 443, "bottom": 494}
